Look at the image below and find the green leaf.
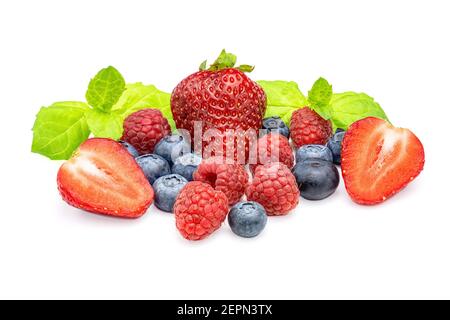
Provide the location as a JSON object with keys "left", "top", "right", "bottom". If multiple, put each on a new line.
{"left": 308, "top": 77, "right": 333, "bottom": 119}
{"left": 85, "top": 109, "right": 123, "bottom": 140}
{"left": 31, "top": 102, "right": 91, "bottom": 160}
{"left": 329, "top": 92, "right": 389, "bottom": 130}
{"left": 86, "top": 66, "right": 126, "bottom": 112}
{"left": 113, "top": 82, "right": 176, "bottom": 130}
{"left": 257, "top": 80, "right": 308, "bottom": 125}
{"left": 237, "top": 64, "right": 255, "bottom": 72}
{"left": 209, "top": 49, "right": 237, "bottom": 70}
{"left": 199, "top": 60, "right": 207, "bottom": 71}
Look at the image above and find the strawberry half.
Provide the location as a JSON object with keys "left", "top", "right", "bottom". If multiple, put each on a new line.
{"left": 341, "top": 117, "right": 424, "bottom": 205}
{"left": 57, "top": 138, "right": 154, "bottom": 218}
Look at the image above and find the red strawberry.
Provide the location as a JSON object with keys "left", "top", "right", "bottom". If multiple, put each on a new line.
{"left": 290, "top": 107, "right": 332, "bottom": 148}
{"left": 121, "top": 109, "right": 171, "bottom": 155}
{"left": 341, "top": 117, "right": 425, "bottom": 205}
{"left": 171, "top": 50, "right": 266, "bottom": 162}
{"left": 57, "top": 138, "right": 154, "bottom": 218}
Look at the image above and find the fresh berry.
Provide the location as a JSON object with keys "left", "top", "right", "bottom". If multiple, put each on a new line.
{"left": 295, "top": 144, "right": 333, "bottom": 163}
{"left": 154, "top": 134, "right": 191, "bottom": 165}
{"left": 193, "top": 157, "right": 248, "bottom": 205}
{"left": 121, "top": 109, "right": 171, "bottom": 155}
{"left": 326, "top": 130, "right": 346, "bottom": 165}
{"left": 292, "top": 159, "right": 340, "bottom": 200}
{"left": 118, "top": 140, "right": 140, "bottom": 158}
{"left": 246, "top": 162, "right": 300, "bottom": 216}
{"left": 250, "top": 133, "right": 294, "bottom": 173}
{"left": 290, "top": 107, "right": 332, "bottom": 148}
{"left": 152, "top": 174, "right": 188, "bottom": 213}
{"left": 228, "top": 201, "right": 267, "bottom": 238}
{"left": 172, "top": 153, "right": 202, "bottom": 181}
{"left": 57, "top": 138, "right": 153, "bottom": 218}
{"left": 341, "top": 117, "right": 425, "bottom": 205}
{"left": 174, "top": 181, "right": 229, "bottom": 241}
{"left": 135, "top": 154, "right": 171, "bottom": 184}
{"left": 171, "top": 50, "right": 266, "bottom": 161}
{"left": 262, "top": 116, "right": 290, "bottom": 138}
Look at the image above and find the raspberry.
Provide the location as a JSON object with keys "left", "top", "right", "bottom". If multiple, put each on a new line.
{"left": 174, "top": 181, "right": 229, "bottom": 241}
{"left": 290, "top": 107, "right": 332, "bottom": 148}
{"left": 246, "top": 162, "right": 300, "bottom": 216}
{"left": 193, "top": 157, "right": 248, "bottom": 205}
{"left": 121, "top": 109, "right": 171, "bottom": 155}
{"left": 250, "top": 133, "right": 294, "bottom": 173}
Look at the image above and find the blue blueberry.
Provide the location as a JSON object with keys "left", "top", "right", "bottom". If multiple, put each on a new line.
{"left": 135, "top": 154, "right": 171, "bottom": 184}
{"left": 326, "top": 130, "right": 346, "bottom": 165}
{"left": 118, "top": 140, "right": 140, "bottom": 158}
{"left": 154, "top": 134, "right": 191, "bottom": 165}
{"left": 152, "top": 174, "right": 188, "bottom": 213}
{"left": 295, "top": 144, "right": 333, "bottom": 163}
{"left": 262, "top": 116, "right": 290, "bottom": 138}
{"left": 228, "top": 201, "right": 267, "bottom": 238}
{"left": 292, "top": 159, "right": 339, "bottom": 200}
{"left": 171, "top": 153, "right": 202, "bottom": 181}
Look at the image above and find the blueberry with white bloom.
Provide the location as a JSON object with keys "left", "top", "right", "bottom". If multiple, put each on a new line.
{"left": 228, "top": 201, "right": 268, "bottom": 238}
{"left": 153, "top": 174, "right": 188, "bottom": 212}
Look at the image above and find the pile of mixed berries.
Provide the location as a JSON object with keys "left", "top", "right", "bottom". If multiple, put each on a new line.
{"left": 56, "top": 55, "right": 425, "bottom": 241}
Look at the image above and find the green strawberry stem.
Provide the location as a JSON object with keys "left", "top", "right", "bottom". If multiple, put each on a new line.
{"left": 199, "top": 49, "right": 254, "bottom": 72}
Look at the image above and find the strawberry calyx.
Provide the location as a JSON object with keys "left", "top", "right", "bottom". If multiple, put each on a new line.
{"left": 199, "top": 49, "right": 255, "bottom": 72}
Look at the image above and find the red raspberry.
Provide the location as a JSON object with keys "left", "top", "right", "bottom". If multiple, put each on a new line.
{"left": 121, "top": 109, "right": 171, "bottom": 155}
{"left": 246, "top": 162, "right": 300, "bottom": 216}
{"left": 290, "top": 107, "right": 332, "bottom": 148}
{"left": 174, "top": 181, "right": 229, "bottom": 241}
{"left": 193, "top": 157, "right": 249, "bottom": 205}
{"left": 250, "top": 133, "right": 294, "bottom": 173}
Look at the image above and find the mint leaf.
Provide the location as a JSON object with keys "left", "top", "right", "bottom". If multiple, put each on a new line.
{"left": 31, "top": 102, "right": 90, "bottom": 160}
{"left": 113, "top": 82, "right": 175, "bottom": 130}
{"left": 257, "top": 80, "right": 308, "bottom": 125}
{"left": 86, "top": 66, "right": 126, "bottom": 112}
{"left": 330, "top": 92, "right": 389, "bottom": 130}
{"left": 308, "top": 77, "right": 333, "bottom": 119}
{"left": 85, "top": 109, "right": 123, "bottom": 140}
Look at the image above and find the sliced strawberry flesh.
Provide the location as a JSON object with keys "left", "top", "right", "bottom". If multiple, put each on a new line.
{"left": 342, "top": 117, "right": 424, "bottom": 204}
{"left": 58, "top": 138, "right": 153, "bottom": 217}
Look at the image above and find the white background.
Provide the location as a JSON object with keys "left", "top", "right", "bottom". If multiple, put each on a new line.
{"left": 0, "top": 0, "right": 449, "bottom": 299}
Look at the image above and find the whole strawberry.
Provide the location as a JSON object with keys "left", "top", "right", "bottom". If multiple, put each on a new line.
{"left": 250, "top": 132, "right": 294, "bottom": 174}
{"left": 174, "top": 181, "right": 229, "bottom": 241}
{"left": 246, "top": 162, "right": 300, "bottom": 216}
{"left": 193, "top": 156, "right": 248, "bottom": 205}
{"left": 121, "top": 109, "right": 171, "bottom": 155}
{"left": 290, "top": 107, "right": 332, "bottom": 148}
{"left": 171, "top": 50, "right": 266, "bottom": 162}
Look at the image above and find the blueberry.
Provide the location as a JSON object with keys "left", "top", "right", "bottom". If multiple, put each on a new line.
{"left": 295, "top": 144, "right": 333, "bottom": 163}
{"left": 292, "top": 159, "right": 339, "bottom": 200}
{"left": 152, "top": 174, "right": 188, "bottom": 213}
{"left": 171, "top": 153, "right": 202, "bottom": 181}
{"left": 228, "top": 201, "right": 267, "bottom": 238}
{"left": 135, "top": 154, "right": 171, "bottom": 184}
{"left": 118, "top": 140, "right": 139, "bottom": 158}
{"left": 154, "top": 134, "right": 191, "bottom": 165}
{"left": 262, "top": 116, "right": 290, "bottom": 138}
{"left": 335, "top": 128, "right": 345, "bottom": 133}
{"left": 326, "top": 130, "right": 346, "bottom": 165}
